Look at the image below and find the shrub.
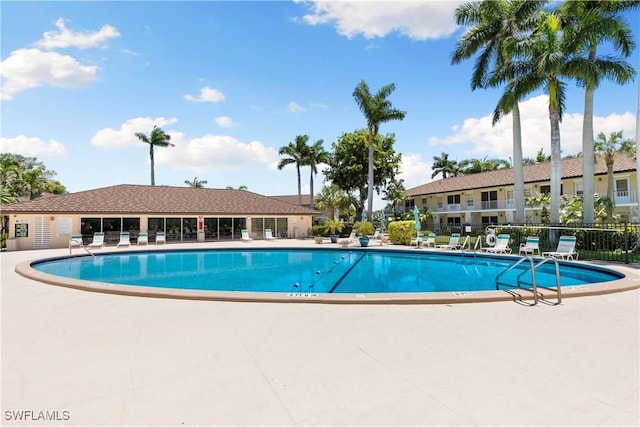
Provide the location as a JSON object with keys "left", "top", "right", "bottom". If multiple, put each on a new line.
{"left": 353, "top": 220, "right": 375, "bottom": 236}
{"left": 388, "top": 220, "right": 416, "bottom": 245}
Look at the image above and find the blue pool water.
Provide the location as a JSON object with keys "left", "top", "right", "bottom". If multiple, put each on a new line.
{"left": 32, "top": 248, "right": 623, "bottom": 294}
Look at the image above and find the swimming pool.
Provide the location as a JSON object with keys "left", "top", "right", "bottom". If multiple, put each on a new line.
{"left": 24, "top": 247, "right": 633, "bottom": 304}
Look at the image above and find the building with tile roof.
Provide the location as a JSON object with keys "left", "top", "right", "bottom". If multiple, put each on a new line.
{"left": 404, "top": 154, "right": 638, "bottom": 231}
{"left": 1, "top": 184, "right": 319, "bottom": 250}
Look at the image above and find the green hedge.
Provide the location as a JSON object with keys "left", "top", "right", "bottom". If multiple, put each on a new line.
{"left": 388, "top": 221, "right": 416, "bottom": 245}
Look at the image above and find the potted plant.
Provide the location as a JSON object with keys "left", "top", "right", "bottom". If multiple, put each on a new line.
{"left": 324, "top": 219, "right": 343, "bottom": 243}
{"left": 354, "top": 220, "right": 375, "bottom": 247}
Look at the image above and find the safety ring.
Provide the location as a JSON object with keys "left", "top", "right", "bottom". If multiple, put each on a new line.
{"left": 485, "top": 233, "right": 496, "bottom": 246}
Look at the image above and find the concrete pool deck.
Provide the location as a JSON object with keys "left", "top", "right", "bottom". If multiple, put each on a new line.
{"left": 2, "top": 240, "right": 639, "bottom": 426}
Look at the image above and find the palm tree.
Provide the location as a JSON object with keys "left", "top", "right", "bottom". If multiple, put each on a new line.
{"left": 315, "top": 184, "right": 346, "bottom": 220}
{"left": 459, "top": 156, "right": 511, "bottom": 174}
{"left": 185, "top": 177, "right": 207, "bottom": 188}
{"left": 352, "top": 80, "right": 406, "bottom": 219}
{"left": 135, "top": 126, "right": 174, "bottom": 186}
{"left": 452, "top": 0, "right": 544, "bottom": 224}
{"left": 278, "top": 135, "right": 310, "bottom": 206}
{"left": 431, "top": 152, "right": 461, "bottom": 179}
{"left": 306, "top": 139, "right": 328, "bottom": 210}
{"left": 559, "top": 0, "right": 637, "bottom": 224}
{"left": 382, "top": 177, "right": 408, "bottom": 218}
{"left": 594, "top": 130, "right": 636, "bottom": 221}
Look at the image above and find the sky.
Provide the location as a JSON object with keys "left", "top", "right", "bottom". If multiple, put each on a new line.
{"left": 1, "top": 1, "right": 638, "bottom": 209}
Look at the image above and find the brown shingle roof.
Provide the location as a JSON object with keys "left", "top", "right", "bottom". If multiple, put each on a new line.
{"left": 1, "top": 184, "right": 320, "bottom": 215}
{"left": 407, "top": 154, "right": 637, "bottom": 196}
{"left": 270, "top": 194, "right": 311, "bottom": 206}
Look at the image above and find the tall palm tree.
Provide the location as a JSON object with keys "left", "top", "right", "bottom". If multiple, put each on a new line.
{"left": 594, "top": 130, "right": 636, "bottom": 221}
{"left": 382, "top": 177, "right": 408, "bottom": 218}
{"left": 559, "top": 0, "right": 637, "bottom": 224}
{"left": 306, "top": 139, "right": 328, "bottom": 210}
{"left": 452, "top": 0, "right": 544, "bottom": 224}
{"left": 431, "top": 152, "right": 461, "bottom": 179}
{"left": 315, "top": 184, "right": 346, "bottom": 220}
{"left": 352, "top": 80, "right": 406, "bottom": 219}
{"left": 278, "top": 135, "right": 310, "bottom": 206}
{"left": 185, "top": 177, "right": 207, "bottom": 188}
{"left": 135, "top": 126, "right": 174, "bottom": 186}
{"left": 459, "top": 156, "right": 511, "bottom": 174}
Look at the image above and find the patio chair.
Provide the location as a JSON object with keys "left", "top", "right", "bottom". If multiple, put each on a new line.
{"left": 543, "top": 236, "right": 578, "bottom": 260}
{"left": 410, "top": 232, "right": 424, "bottom": 248}
{"left": 155, "top": 231, "right": 166, "bottom": 245}
{"left": 116, "top": 232, "right": 131, "bottom": 248}
{"left": 87, "top": 232, "right": 105, "bottom": 249}
{"left": 137, "top": 232, "right": 149, "bottom": 245}
{"left": 423, "top": 233, "right": 436, "bottom": 248}
{"left": 69, "top": 234, "right": 84, "bottom": 250}
{"left": 519, "top": 236, "right": 540, "bottom": 256}
{"left": 436, "top": 233, "right": 461, "bottom": 250}
{"left": 265, "top": 229, "right": 276, "bottom": 240}
{"left": 483, "top": 234, "right": 512, "bottom": 254}
{"left": 241, "top": 229, "right": 253, "bottom": 242}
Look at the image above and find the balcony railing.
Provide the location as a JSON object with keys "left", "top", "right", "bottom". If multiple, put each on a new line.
{"left": 615, "top": 191, "right": 637, "bottom": 205}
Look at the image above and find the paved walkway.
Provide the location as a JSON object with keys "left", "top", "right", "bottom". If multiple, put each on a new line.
{"left": 2, "top": 241, "right": 639, "bottom": 426}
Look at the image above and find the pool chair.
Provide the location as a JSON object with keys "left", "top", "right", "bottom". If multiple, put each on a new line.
{"left": 543, "top": 236, "right": 578, "bottom": 260}
{"left": 87, "top": 232, "right": 105, "bottom": 249}
{"left": 116, "top": 232, "right": 131, "bottom": 248}
{"left": 410, "top": 232, "right": 424, "bottom": 248}
{"left": 372, "top": 229, "right": 384, "bottom": 245}
{"left": 265, "top": 229, "right": 276, "bottom": 240}
{"left": 137, "top": 232, "right": 149, "bottom": 245}
{"left": 519, "top": 236, "right": 540, "bottom": 256}
{"left": 436, "top": 233, "right": 461, "bottom": 250}
{"left": 423, "top": 233, "right": 436, "bottom": 248}
{"left": 483, "top": 234, "right": 512, "bottom": 254}
{"left": 241, "top": 229, "right": 253, "bottom": 242}
{"left": 155, "top": 231, "right": 166, "bottom": 245}
{"left": 69, "top": 234, "right": 84, "bottom": 250}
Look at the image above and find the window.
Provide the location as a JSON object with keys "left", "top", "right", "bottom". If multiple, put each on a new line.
{"left": 524, "top": 188, "right": 533, "bottom": 198}
{"left": 447, "top": 217, "right": 461, "bottom": 225}
{"left": 574, "top": 182, "right": 583, "bottom": 196}
{"left": 421, "top": 198, "right": 427, "bottom": 206}
{"left": 481, "top": 216, "right": 498, "bottom": 225}
{"left": 466, "top": 193, "right": 474, "bottom": 207}
{"left": 481, "top": 191, "right": 498, "bottom": 209}
{"left": 405, "top": 199, "right": 415, "bottom": 209}
{"left": 437, "top": 197, "right": 443, "bottom": 209}
{"left": 14, "top": 220, "right": 28, "bottom": 237}
{"left": 540, "top": 184, "right": 563, "bottom": 194}
{"left": 447, "top": 194, "right": 461, "bottom": 204}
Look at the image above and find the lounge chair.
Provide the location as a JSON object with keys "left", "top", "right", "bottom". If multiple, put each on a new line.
{"left": 543, "top": 236, "right": 578, "bottom": 260}
{"left": 241, "top": 229, "right": 253, "bottom": 242}
{"left": 436, "top": 233, "right": 461, "bottom": 250}
{"left": 265, "top": 229, "right": 276, "bottom": 240}
{"left": 155, "top": 231, "right": 166, "bottom": 245}
{"left": 137, "top": 232, "right": 149, "bottom": 245}
{"left": 116, "top": 232, "right": 131, "bottom": 248}
{"left": 69, "top": 234, "right": 84, "bottom": 250}
{"left": 410, "top": 232, "right": 424, "bottom": 248}
{"left": 87, "top": 232, "right": 105, "bottom": 249}
{"left": 483, "top": 234, "right": 512, "bottom": 254}
{"left": 423, "top": 233, "right": 436, "bottom": 248}
{"left": 519, "top": 236, "right": 540, "bottom": 256}
{"left": 372, "top": 228, "right": 384, "bottom": 245}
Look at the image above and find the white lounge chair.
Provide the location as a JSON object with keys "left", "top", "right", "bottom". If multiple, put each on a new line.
{"left": 543, "top": 236, "right": 578, "bottom": 260}
{"left": 69, "top": 234, "right": 84, "bottom": 250}
{"left": 410, "top": 232, "right": 424, "bottom": 248}
{"left": 483, "top": 234, "right": 512, "bottom": 254}
{"left": 87, "top": 232, "right": 105, "bottom": 249}
{"left": 137, "top": 232, "right": 149, "bottom": 245}
{"left": 519, "top": 236, "right": 540, "bottom": 256}
{"left": 436, "top": 233, "right": 461, "bottom": 250}
{"left": 155, "top": 231, "right": 166, "bottom": 245}
{"left": 264, "top": 229, "right": 276, "bottom": 240}
{"left": 241, "top": 229, "right": 253, "bottom": 242}
{"left": 423, "top": 233, "right": 436, "bottom": 248}
{"left": 117, "top": 232, "right": 131, "bottom": 248}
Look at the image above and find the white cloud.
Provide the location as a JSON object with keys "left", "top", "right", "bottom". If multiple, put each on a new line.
{"left": 184, "top": 86, "right": 225, "bottom": 103}
{"left": 215, "top": 116, "right": 235, "bottom": 128}
{"left": 0, "top": 48, "right": 98, "bottom": 100}
{"left": 398, "top": 153, "right": 432, "bottom": 189}
{"left": 35, "top": 18, "right": 120, "bottom": 50}
{"left": 287, "top": 101, "right": 305, "bottom": 113}
{"left": 0, "top": 135, "right": 66, "bottom": 157}
{"left": 296, "top": 0, "right": 463, "bottom": 40}
{"left": 154, "top": 134, "right": 279, "bottom": 172}
{"left": 427, "top": 95, "right": 637, "bottom": 160}
{"left": 90, "top": 117, "right": 179, "bottom": 148}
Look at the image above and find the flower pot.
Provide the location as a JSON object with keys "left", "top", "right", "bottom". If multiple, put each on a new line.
{"left": 359, "top": 236, "right": 370, "bottom": 247}
{"left": 330, "top": 234, "right": 339, "bottom": 243}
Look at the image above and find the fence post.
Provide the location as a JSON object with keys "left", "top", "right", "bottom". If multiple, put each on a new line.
{"left": 624, "top": 222, "right": 629, "bottom": 264}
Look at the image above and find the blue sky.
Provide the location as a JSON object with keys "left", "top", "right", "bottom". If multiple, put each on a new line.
{"left": 1, "top": 1, "right": 638, "bottom": 209}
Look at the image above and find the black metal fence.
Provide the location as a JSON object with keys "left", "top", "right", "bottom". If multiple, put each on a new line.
{"left": 437, "top": 223, "right": 639, "bottom": 264}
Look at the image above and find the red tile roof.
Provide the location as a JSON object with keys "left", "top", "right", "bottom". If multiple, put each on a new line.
{"left": 407, "top": 154, "right": 637, "bottom": 196}
{"left": 1, "top": 184, "right": 320, "bottom": 215}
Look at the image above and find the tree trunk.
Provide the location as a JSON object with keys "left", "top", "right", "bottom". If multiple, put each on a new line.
{"left": 367, "top": 125, "right": 375, "bottom": 220}
{"left": 549, "top": 108, "right": 562, "bottom": 225}
{"left": 309, "top": 169, "right": 314, "bottom": 210}
{"left": 149, "top": 144, "right": 155, "bottom": 186}
{"left": 512, "top": 103, "right": 525, "bottom": 223}
{"left": 296, "top": 165, "right": 302, "bottom": 206}
{"left": 582, "top": 47, "right": 597, "bottom": 224}
{"left": 606, "top": 164, "right": 614, "bottom": 222}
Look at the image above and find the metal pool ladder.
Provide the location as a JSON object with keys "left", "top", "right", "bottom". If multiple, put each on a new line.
{"left": 495, "top": 256, "right": 562, "bottom": 305}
